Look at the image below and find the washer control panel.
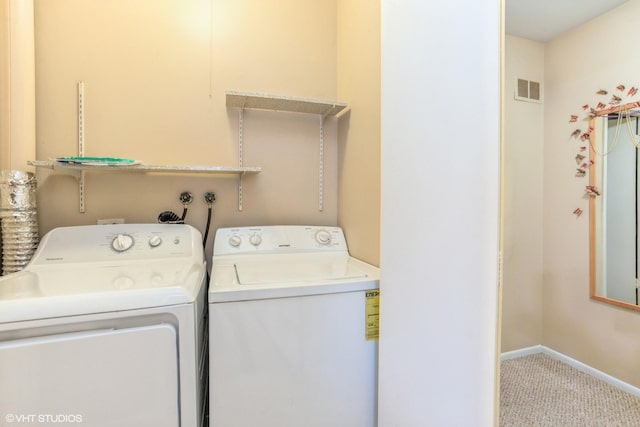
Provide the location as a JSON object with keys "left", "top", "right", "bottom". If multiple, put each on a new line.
{"left": 213, "top": 225, "right": 348, "bottom": 256}
{"left": 30, "top": 224, "right": 202, "bottom": 264}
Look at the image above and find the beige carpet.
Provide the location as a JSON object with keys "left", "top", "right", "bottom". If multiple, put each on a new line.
{"left": 500, "top": 353, "right": 640, "bottom": 426}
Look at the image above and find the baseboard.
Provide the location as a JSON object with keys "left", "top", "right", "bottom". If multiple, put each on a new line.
{"left": 500, "top": 345, "right": 544, "bottom": 360}
{"left": 501, "top": 345, "right": 640, "bottom": 398}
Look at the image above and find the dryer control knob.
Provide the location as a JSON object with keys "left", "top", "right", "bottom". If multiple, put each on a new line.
{"left": 112, "top": 234, "right": 134, "bottom": 252}
{"left": 249, "top": 233, "right": 262, "bottom": 246}
{"left": 148, "top": 235, "right": 163, "bottom": 248}
{"left": 229, "top": 235, "right": 242, "bottom": 247}
{"left": 315, "top": 230, "right": 332, "bottom": 246}
{"left": 113, "top": 276, "right": 134, "bottom": 289}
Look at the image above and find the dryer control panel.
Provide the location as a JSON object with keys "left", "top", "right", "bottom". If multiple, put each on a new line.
{"left": 213, "top": 226, "right": 348, "bottom": 256}
{"left": 29, "top": 224, "right": 203, "bottom": 265}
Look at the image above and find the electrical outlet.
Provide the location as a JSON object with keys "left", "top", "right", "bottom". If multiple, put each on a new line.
{"left": 97, "top": 218, "right": 124, "bottom": 225}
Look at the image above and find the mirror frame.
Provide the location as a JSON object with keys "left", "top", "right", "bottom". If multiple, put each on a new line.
{"left": 589, "top": 100, "right": 640, "bottom": 311}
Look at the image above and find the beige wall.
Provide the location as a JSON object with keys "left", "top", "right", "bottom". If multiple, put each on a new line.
{"left": 336, "top": 0, "right": 381, "bottom": 266}
{"left": 502, "top": 35, "right": 544, "bottom": 351}
{"left": 542, "top": 0, "right": 640, "bottom": 386}
{"left": 0, "top": 0, "right": 36, "bottom": 170}
{"left": 32, "top": 0, "right": 347, "bottom": 260}
{"left": 505, "top": 0, "right": 640, "bottom": 388}
{"left": 0, "top": 0, "right": 8, "bottom": 167}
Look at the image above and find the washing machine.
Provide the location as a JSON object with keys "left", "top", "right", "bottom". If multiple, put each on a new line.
{"left": 0, "top": 223, "right": 207, "bottom": 427}
{"left": 209, "top": 225, "right": 380, "bottom": 427}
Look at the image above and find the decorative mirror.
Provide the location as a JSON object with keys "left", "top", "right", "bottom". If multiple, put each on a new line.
{"left": 586, "top": 89, "right": 640, "bottom": 311}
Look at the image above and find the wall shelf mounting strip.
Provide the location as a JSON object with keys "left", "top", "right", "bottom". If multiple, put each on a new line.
{"left": 225, "top": 90, "right": 347, "bottom": 211}
{"left": 29, "top": 83, "right": 261, "bottom": 212}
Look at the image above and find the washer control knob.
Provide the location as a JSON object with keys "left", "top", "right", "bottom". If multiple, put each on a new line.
{"left": 112, "top": 234, "right": 134, "bottom": 252}
{"left": 148, "top": 235, "right": 163, "bottom": 248}
{"left": 249, "top": 233, "right": 262, "bottom": 246}
{"left": 315, "top": 230, "right": 332, "bottom": 246}
{"left": 229, "top": 235, "right": 242, "bottom": 247}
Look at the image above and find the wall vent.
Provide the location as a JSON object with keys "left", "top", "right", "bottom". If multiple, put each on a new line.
{"left": 515, "top": 78, "right": 542, "bottom": 103}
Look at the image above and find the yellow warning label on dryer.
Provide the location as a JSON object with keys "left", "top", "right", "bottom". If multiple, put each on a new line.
{"left": 365, "top": 290, "right": 380, "bottom": 341}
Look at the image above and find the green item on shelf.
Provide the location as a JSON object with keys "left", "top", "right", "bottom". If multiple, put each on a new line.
{"left": 56, "top": 157, "right": 140, "bottom": 166}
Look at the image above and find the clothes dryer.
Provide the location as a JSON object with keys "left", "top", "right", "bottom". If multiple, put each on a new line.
{"left": 0, "top": 224, "right": 207, "bottom": 427}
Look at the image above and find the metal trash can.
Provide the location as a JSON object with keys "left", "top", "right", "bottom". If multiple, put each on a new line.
{"left": 0, "top": 170, "right": 39, "bottom": 275}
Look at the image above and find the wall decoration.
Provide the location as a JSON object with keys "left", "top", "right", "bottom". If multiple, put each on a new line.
{"left": 585, "top": 185, "right": 600, "bottom": 197}
{"left": 571, "top": 84, "right": 640, "bottom": 216}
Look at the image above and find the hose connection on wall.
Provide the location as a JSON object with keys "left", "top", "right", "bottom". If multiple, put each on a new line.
{"left": 180, "top": 191, "right": 194, "bottom": 205}
{"left": 157, "top": 191, "right": 215, "bottom": 251}
{"left": 203, "top": 192, "right": 215, "bottom": 249}
{"left": 157, "top": 191, "right": 194, "bottom": 224}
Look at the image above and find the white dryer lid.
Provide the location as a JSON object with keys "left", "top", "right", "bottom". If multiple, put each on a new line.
{"left": 0, "top": 261, "right": 205, "bottom": 323}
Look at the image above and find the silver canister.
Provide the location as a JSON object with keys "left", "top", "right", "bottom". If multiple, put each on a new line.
{"left": 0, "top": 171, "right": 39, "bottom": 275}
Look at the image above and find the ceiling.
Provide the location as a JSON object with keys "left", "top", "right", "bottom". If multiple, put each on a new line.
{"left": 505, "top": 0, "right": 630, "bottom": 42}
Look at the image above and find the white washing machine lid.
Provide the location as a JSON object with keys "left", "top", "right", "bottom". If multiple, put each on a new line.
{"left": 209, "top": 253, "right": 379, "bottom": 302}
{"left": 0, "top": 261, "right": 205, "bottom": 323}
{"left": 235, "top": 257, "right": 368, "bottom": 285}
